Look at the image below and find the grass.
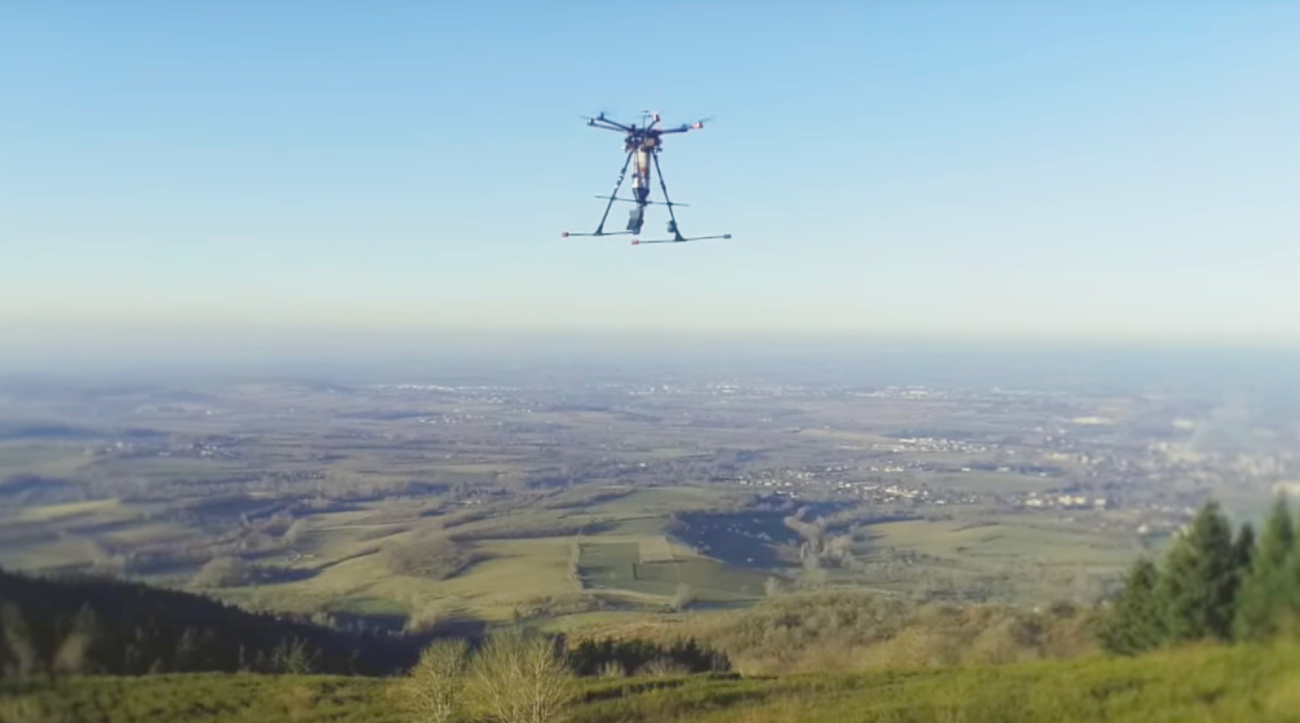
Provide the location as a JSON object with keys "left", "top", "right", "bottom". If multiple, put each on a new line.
{"left": 6, "top": 642, "right": 1299, "bottom": 723}
{"left": 0, "top": 674, "right": 396, "bottom": 723}
{"left": 588, "top": 487, "right": 732, "bottom": 517}
{"left": 580, "top": 542, "right": 643, "bottom": 589}
{"left": 633, "top": 560, "right": 768, "bottom": 601}
{"left": 0, "top": 442, "right": 90, "bottom": 477}
{"left": 870, "top": 517, "right": 1131, "bottom": 564}
{"left": 228, "top": 489, "right": 752, "bottom": 622}
{"left": 574, "top": 642, "right": 1300, "bottom": 723}
{"left": 579, "top": 541, "right": 770, "bottom": 603}
{"left": 11, "top": 499, "right": 121, "bottom": 524}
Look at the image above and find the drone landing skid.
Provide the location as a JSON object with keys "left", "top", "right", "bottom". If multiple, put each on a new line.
{"left": 632, "top": 234, "right": 732, "bottom": 246}
{"left": 560, "top": 230, "right": 633, "bottom": 238}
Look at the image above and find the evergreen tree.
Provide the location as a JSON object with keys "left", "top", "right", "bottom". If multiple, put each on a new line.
{"left": 1281, "top": 532, "right": 1300, "bottom": 637}
{"left": 1234, "top": 495, "right": 1295, "bottom": 641}
{"left": 1157, "top": 501, "right": 1238, "bottom": 642}
{"left": 1098, "top": 558, "right": 1166, "bottom": 655}
{"left": 1232, "top": 523, "right": 1255, "bottom": 577}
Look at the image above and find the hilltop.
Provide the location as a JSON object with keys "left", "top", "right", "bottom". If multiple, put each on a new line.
{"left": 4, "top": 641, "right": 1298, "bottom": 723}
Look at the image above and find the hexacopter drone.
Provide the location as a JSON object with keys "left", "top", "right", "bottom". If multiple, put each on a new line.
{"left": 562, "top": 111, "right": 731, "bottom": 246}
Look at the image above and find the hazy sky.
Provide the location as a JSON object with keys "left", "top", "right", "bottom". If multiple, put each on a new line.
{"left": 3, "top": 1, "right": 1298, "bottom": 346}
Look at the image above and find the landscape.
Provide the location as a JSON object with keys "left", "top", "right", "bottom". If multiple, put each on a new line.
{"left": 3, "top": 349, "right": 1300, "bottom": 721}
{"left": 4, "top": 355, "right": 1295, "bottom": 630}
{"left": 6, "top": 1, "right": 1300, "bottom": 720}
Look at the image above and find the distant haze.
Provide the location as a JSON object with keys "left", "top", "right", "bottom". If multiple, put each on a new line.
{"left": 3, "top": 324, "right": 1298, "bottom": 401}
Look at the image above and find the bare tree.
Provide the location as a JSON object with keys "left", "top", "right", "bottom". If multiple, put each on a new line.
{"left": 395, "top": 638, "right": 470, "bottom": 723}
{"left": 637, "top": 657, "right": 690, "bottom": 678}
{"left": 191, "top": 555, "right": 247, "bottom": 588}
{"left": 764, "top": 576, "right": 784, "bottom": 598}
{"left": 671, "top": 583, "right": 695, "bottom": 612}
{"left": 1, "top": 603, "right": 40, "bottom": 680}
{"left": 466, "top": 628, "right": 576, "bottom": 723}
{"left": 53, "top": 604, "right": 100, "bottom": 675}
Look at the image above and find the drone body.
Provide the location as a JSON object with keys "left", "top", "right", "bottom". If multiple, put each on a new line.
{"left": 562, "top": 112, "right": 731, "bottom": 246}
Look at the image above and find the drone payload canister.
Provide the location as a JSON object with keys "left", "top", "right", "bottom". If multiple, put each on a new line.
{"left": 561, "top": 111, "right": 732, "bottom": 246}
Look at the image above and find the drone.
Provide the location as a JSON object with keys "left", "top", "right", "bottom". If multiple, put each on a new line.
{"left": 561, "top": 111, "right": 732, "bottom": 246}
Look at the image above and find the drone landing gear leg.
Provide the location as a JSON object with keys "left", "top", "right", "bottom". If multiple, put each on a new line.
{"left": 595, "top": 150, "right": 635, "bottom": 236}
{"left": 566, "top": 150, "right": 635, "bottom": 238}
{"left": 628, "top": 153, "right": 731, "bottom": 246}
{"left": 651, "top": 153, "right": 686, "bottom": 242}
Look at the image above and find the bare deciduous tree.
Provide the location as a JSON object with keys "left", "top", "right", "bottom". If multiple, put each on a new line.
{"left": 396, "top": 638, "right": 470, "bottom": 723}
{"left": 53, "top": 604, "right": 100, "bottom": 675}
{"left": 466, "top": 628, "right": 575, "bottom": 723}
{"left": 1, "top": 603, "right": 40, "bottom": 680}
{"left": 672, "top": 583, "right": 695, "bottom": 612}
{"left": 191, "top": 555, "right": 247, "bottom": 588}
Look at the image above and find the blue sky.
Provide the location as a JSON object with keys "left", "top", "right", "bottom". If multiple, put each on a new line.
{"left": 3, "top": 1, "right": 1298, "bottom": 348}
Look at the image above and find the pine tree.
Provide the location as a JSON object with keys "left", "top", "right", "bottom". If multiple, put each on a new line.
{"left": 1229, "top": 521, "right": 1255, "bottom": 613}
{"left": 1234, "top": 495, "right": 1295, "bottom": 641}
{"left": 1158, "top": 501, "right": 1238, "bottom": 642}
{"left": 1281, "top": 531, "right": 1300, "bottom": 637}
{"left": 1098, "top": 558, "right": 1166, "bottom": 655}
{"left": 1232, "top": 523, "right": 1255, "bottom": 577}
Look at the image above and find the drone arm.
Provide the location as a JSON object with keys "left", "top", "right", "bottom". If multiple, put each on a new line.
{"left": 588, "top": 118, "right": 634, "bottom": 133}
{"left": 659, "top": 121, "right": 705, "bottom": 135}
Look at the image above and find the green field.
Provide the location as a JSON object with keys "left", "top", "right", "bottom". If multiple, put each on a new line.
{"left": 5, "top": 642, "right": 1299, "bottom": 723}
{"left": 579, "top": 542, "right": 642, "bottom": 589}
{"left": 0, "top": 486, "right": 1143, "bottom": 624}
{"left": 0, "top": 376, "right": 1202, "bottom": 634}
{"left": 0, "top": 442, "right": 92, "bottom": 477}
{"left": 579, "top": 541, "right": 769, "bottom": 603}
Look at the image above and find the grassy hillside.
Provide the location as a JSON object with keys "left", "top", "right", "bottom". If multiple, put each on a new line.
{"left": 4, "top": 642, "right": 1298, "bottom": 723}
{"left": 560, "top": 591, "right": 1100, "bottom": 675}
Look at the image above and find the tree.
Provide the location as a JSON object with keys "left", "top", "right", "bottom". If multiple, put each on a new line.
{"left": 466, "top": 628, "right": 576, "bottom": 723}
{"left": 1157, "top": 501, "right": 1239, "bottom": 642}
{"left": 268, "top": 636, "right": 320, "bottom": 674}
{"left": 396, "top": 638, "right": 470, "bottom": 723}
{"left": 0, "top": 602, "right": 41, "bottom": 679}
{"left": 671, "top": 583, "right": 695, "bottom": 612}
{"left": 1098, "top": 558, "right": 1166, "bottom": 655}
{"left": 191, "top": 556, "right": 247, "bottom": 588}
{"left": 53, "top": 604, "right": 100, "bottom": 676}
{"left": 1234, "top": 495, "right": 1296, "bottom": 641}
